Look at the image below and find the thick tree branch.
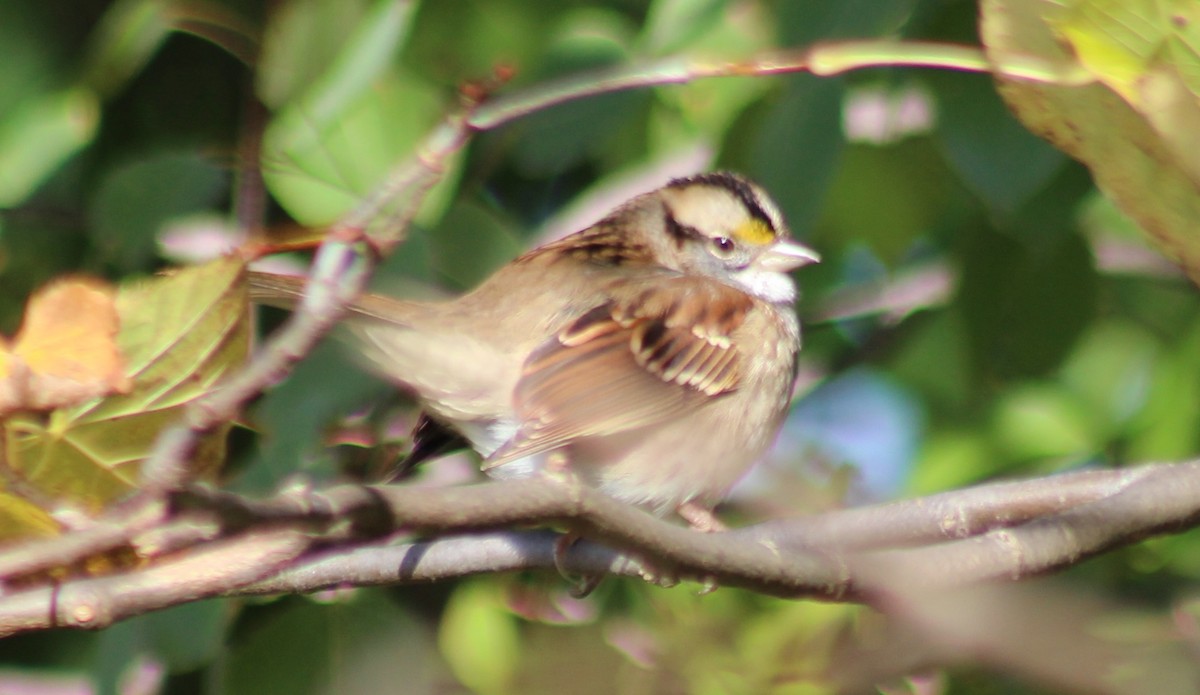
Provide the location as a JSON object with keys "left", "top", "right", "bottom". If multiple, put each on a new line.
{"left": 0, "top": 462, "right": 1196, "bottom": 636}
{"left": 0, "top": 528, "right": 308, "bottom": 635}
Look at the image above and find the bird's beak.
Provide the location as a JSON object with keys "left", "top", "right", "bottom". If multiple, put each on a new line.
{"left": 758, "top": 239, "right": 821, "bottom": 272}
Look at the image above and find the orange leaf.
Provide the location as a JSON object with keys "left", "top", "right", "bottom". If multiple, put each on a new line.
{"left": 0, "top": 279, "right": 130, "bottom": 415}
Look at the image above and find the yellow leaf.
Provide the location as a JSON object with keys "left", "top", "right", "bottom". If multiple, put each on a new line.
{"left": 4, "top": 257, "right": 249, "bottom": 513}
{"left": 982, "top": 0, "right": 1200, "bottom": 282}
{"left": 0, "top": 489, "right": 60, "bottom": 542}
{"left": 0, "top": 279, "right": 129, "bottom": 415}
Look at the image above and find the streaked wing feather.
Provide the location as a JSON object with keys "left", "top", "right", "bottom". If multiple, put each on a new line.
{"left": 485, "top": 281, "right": 749, "bottom": 468}
{"left": 631, "top": 321, "right": 740, "bottom": 396}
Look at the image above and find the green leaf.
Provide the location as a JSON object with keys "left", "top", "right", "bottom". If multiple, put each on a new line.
{"left": 439, "top": 580, "right": 521, "bottom": 695}
{"left": 89, "top": 151, "right": 227, "bottom": 271}
{"left": 0, "top": 489, "right": 60, "bottom": 542}
{"left": 1052, "top": 0, "right": 1200, "bottom": 183}
{"left": 640, "top": 0, "right": 778, "bottom": 149}
{"left": 981, "top": 0, "right": 1200, "bottom": 282}
{"left": 957, "top": 228, "right": 1097, "bottom": 379}
{"left": 886, "top": 312, "right": 974, "bottom": 413}
{"left": 257, "top": 0, "right": 417, "bottom": 112}
{"left": 929, "top": 71, "right": 1066, "bottom": 214}
{"left": 91, "top": 600, "right": 228, "bottom": 682}
{"left": 0, "top": 5, "right": 68, "bottom": 117}
{"left": 403, "top": 0, "right": 547, "bottom": 84}
{"left": 225, "top": 593, "right": 444, "bottom": 695}
{"left": 1128, "top": 319, "right": 1200, "bottom": 460}
{"left": 93, "top": 618, "right": 139, "bottom": 695}
{"left": 79, "top": 0, "right": 173, "bottom": 98}
{"left": 736, "top": 600, "right": 850, "bottom": 692}
{"left": 725, "top": 75, "right": 844, "bottom": 239}
{"left": 259, "top": 0, "right": 458, "bottom": 230}
{"left": 816, "top": 139, "right": 951, "bottom": 261}
{"left": 136, "top": 599, "right": 228, "bottom": 673}
{"left": 910, "top": 430, "right": 996, "bottom": 494}
{"left": 4, "top": 258, "right": 248, "bottom": 510}
{"left": 775, "top": 0, "right": 919, "bottom": 46}
{"left": 507, "top": 9, "right": 642, "bottom": 177}
{"left": 640, "top": 0, "right": 728, "bottom": 56}
{"left": 1059, "top": 320, "right": 1159, "bottom": 436}
{"left": 991, "top": 383, "right": 1097, "bottom": 461}
{"left": 249, "top": 341, "right": 385, "bottom": 492}
{"left": 429, "top": 199, "right": 525, "bottom": 290}
{"left": 0, "top": 88, "right": 99, "bottom": 207}
{"left": 257, "top": 0, "right": 366, "bottom": 109}
{"left": 262, "top": 69, "right": 455, "bottom": 227}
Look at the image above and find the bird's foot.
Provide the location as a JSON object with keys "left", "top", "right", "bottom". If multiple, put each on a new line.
{"left": 673, "top": 501, "right": 725, "bottom": 593}
{"left": 676, "top": 501, "right": 727, "bottom": 533}
{"left": 554, "top": 532, "right": 603, "bottom": 598}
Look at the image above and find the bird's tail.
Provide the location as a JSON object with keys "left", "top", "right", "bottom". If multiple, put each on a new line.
{"left": 247, "top": 270, "right": 428, "bottom": 326}
{"left": 247, "top": 270, "right": 307, "bottom": 310}
{"left": 248, "top": 270, "right": 500, "bottom": 399}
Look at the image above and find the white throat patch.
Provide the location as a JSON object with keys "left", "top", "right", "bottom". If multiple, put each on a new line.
{"left": 732, "top": 268, "right": 797, "bottom": 304}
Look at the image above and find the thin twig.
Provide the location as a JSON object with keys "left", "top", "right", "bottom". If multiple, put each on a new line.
{"left": 467, "top": 41, "right": 1093, "bottom": 132}
{"left": 138, "top": 108, "right": 478, "bottom": 495}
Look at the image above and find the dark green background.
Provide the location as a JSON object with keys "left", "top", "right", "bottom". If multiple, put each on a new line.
{"left": 1, "top": 0, "right": 1197, "bottom": 692}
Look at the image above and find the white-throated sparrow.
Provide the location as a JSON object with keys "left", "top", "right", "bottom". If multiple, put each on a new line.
{"left": 250, "top": 172, "right": 819, "bottom": 530}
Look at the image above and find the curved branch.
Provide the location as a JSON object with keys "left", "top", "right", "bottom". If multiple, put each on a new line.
{"left": 0, "top": 528, "right": 308, "bottom": 635}
{"left": 852, "top": 460, "right": 1200, "bottom": 592}
{"left": 1, "top": 462, "right": 1197, "bottom": 636}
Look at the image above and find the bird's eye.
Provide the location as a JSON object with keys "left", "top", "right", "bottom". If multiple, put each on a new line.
{"left": 710, "top": 237, "right": 735, "bottom": 258}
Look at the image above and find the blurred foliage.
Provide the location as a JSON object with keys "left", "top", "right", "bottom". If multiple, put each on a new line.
{"left": 0, "top": 0, "right": 1198, "bottom": 693}
{"left": 5, "top": 258, "right": 247, "bottom": 520}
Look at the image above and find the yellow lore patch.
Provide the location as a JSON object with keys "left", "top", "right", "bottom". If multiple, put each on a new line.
{"left": 732, "top": 219, "right": 774, "bottom": 246}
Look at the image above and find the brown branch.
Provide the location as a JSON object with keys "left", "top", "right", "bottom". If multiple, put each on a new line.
{"left": 851, "top": 461, "right": 1200, "bottom": 592}
{"left": 0, "top": 528, "right": 308, "bottom": 635}
{"left": 0, "top": 498, "right": 168, "bottom": 580}
{"left": 1, "top": 462, "right": 1197, "bottom": 636}
{"left": 177, "top": 479, "right": 850, "bottom": 596}
{"left": 746, "top": 465, "right": 1158, "bottom": 551}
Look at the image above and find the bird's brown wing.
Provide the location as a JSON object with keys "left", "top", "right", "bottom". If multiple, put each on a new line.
{"left": 483, "top": 278, "right": 751, "bottom": 468}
